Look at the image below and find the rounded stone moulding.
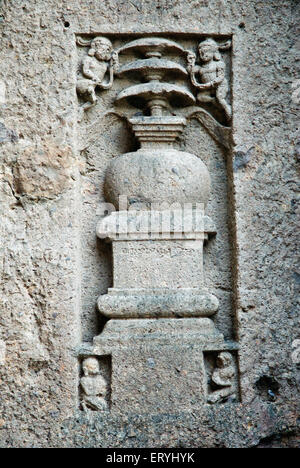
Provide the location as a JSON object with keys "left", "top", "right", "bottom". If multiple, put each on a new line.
{"left": 117, "top": 37, "right": 186, "bottom": 56}
{"left": 105, "top": 117, "right": 211, "bottom": 210}
{"left": 115, "top": 82, "right": 195, "bottom": 109}
{"left": 116, "top": 59, "right": 188, "bottom": 78}
{"left": 97, "top": 289, "right": 219, "bottom": 319}
{"left": 105, "top": 149, "right": 211, "bottom": 209}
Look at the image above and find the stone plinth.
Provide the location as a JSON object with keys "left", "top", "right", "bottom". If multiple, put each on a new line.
{"left": 113, "top": 240, "right": 204, "bottom": 289}
{"left": 94, "top": 205, "right": 224, "bottom": 410}
{"left": 96, "top": 209, "right": 218, "bottom": 318}
{"left": 92, "top": 318, "right": 226, "bottom": 414}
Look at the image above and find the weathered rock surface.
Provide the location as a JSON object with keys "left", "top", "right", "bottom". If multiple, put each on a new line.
{"left": 13, "top": 142, "right": 73, "bottom": 199}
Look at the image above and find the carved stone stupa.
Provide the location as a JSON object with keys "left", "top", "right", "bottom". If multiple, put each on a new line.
{"left": 81, "top": 36, "right": 237, "bottom": 413}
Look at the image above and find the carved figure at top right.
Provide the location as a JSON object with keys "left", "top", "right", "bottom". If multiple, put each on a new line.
{"left": 187, "top": 38, "right": 232, "bottom": 121}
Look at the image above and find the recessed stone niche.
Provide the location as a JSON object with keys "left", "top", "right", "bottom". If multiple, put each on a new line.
{"left": 77, "top": 33, "right": 238, "bottom": 414}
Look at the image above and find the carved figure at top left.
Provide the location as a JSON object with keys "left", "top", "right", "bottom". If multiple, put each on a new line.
{"left": 76, "top": 36, "right": 118, "bottom": 111}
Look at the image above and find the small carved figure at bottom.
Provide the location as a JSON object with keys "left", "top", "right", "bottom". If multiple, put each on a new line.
{"left": 80, "top": 357, "right": 108, "bottom": 411}
{"left": 207, "top": 352, "right": 236, "bottom": 404}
